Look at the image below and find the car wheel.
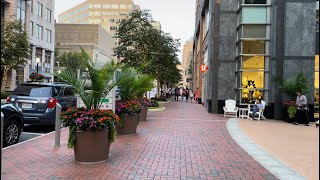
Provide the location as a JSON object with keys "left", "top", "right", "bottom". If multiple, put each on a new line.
{"left": 3, "top": 119, "right": 21, "bottom": 147}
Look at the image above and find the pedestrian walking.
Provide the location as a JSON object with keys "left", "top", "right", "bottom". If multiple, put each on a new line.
{"left": 294, "top": 89, "right": 310, "bottom": 126}
{"left": 185, "top": 87, "right": 190, "bottom": 102}
{"left": 189, "top": 90, "right": 194, "bottom": 103}
{"left": 174, "top": 87, "right": 180, "bottom": 101}
{"left": 194, "top": 88, "right": 200, "bottom": 103}
{"left": 180, "top": 87, "right": 184, "bottom": 101}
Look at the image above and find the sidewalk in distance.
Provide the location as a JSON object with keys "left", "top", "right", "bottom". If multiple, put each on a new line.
{"left": 239, "top": 119, "right": 319, "bottom": 180}
{"left": 2, "top": 102, "right": 277, "bottom": 179}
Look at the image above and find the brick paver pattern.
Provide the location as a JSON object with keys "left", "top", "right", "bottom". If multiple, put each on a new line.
{"left": 2, "top": 102, "right": 277, "bottom": 180}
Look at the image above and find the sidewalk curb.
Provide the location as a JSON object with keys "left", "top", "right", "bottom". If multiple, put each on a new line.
{"left": 226, "top": 118, "right": 306, "bottom": 180}
{"left": 3, "top": 128, "right": 67, "bottom": 151}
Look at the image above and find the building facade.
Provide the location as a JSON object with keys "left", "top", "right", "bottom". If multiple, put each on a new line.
{"left": 58, "top": 0, "right": 140, "bottom": 45}
{"left": 181, "top": 38, "right": 193, "bottom": 87}
{"left": 55, "top": 23, "right": 115, "bottom": 67}
{"left": 2, "top": 0, "right": 55, "bottom": 91}
{"left": 193, "top": 0, "right": 319, "bottom": 121}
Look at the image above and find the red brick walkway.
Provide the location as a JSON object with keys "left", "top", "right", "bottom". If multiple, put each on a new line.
{"left": 2, "top": 102, "right": 277, "bottom": 180}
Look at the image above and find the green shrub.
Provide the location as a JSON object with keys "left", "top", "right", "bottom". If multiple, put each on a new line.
{"left": 151, "top": 101, "right": 159, "bottom": 108}
{"left": 1, "top": 91, "right": 11, "bottom": 99}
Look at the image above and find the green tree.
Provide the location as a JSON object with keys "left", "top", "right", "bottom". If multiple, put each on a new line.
{"left": 1, "top": 20, "right": 30, "bottom": 90}
{"left": 54, "top": 50, "right": 86, "bottom": 73}
{"left": 114, "top": 10, "right": 182, "bottom": 95}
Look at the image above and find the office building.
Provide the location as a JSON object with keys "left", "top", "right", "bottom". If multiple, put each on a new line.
{"left": 55, "top": 23, "right": 115, "bottom": 67}
{"left": 2, "top": 0, "right": 55, "bottom": 91}
{"left": 193, "top": 0, "right": 319, "bottom": 120}
{"left": 181, "top": 38, "right": 193, "bottom": 87}
{"left": 58, "top": 0, "right": 140, "bottom": 44}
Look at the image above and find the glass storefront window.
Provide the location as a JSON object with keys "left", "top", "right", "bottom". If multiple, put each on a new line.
{"left": 243, "top": 25, "right": 266, "bottom": 38}
{"left": 242, "top": 56, "right": 264, "bottom": 70}
{"left": 243, "top": 0, "right": 267, "bottom": 4}
{"left": 243, "top": 40, "right": 265, "bottom": 54}
{"left": 242, "top": 7, "right": 267, "bottom": 23}
{"left": 241, "top": 89, "right": 264, "bottom": 103}
{"left": 315, "top": 55, "right": 319, "bottom": 120}
{"left": 242, "top": 71, "right": 264, "bottom": 89}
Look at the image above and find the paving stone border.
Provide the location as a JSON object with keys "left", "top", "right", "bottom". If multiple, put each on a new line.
{"left": 147, "top": 107, "right": 166, "bottom": 112}
{"left": 227, "top": 118, "right": 307, "bottom": 180}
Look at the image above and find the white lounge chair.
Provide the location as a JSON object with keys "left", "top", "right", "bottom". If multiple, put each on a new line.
{"left": 223, "top": 99, "right": 238, "bottom": 118}
{"left": 248, "top": 100, "right": 267, "bottom": 121}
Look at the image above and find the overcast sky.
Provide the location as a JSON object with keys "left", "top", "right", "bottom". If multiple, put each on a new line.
{"left": 55, "top": 0, "right": 196, "bottom": 61}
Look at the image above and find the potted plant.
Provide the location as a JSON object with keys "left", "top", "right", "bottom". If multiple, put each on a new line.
{"left": 274, "top": 73, "right": 310, "bottom": 121}
{"left": 139, "top": 98, "right": 152, "bottom": 121}
{"left": 29, "top": 72, "right": 45, "bottom": 81}
{"left": 116, "top": 68, "right": 154, "bottom": 125}
{"left": 115, "top": 100, "right": 142, "bottom": 135}
{"left": 283, "top": 101, "right": 297, "bottom": 123}
{"left": 57, "top": 48, "right": 121, "bottom": 163}
{"left": 61, "top": 108, "right": 120, "bottom": 163}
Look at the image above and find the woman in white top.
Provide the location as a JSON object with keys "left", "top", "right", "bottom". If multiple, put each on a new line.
{"left": 179, "top": 87, "right": 184, "bottom": 101}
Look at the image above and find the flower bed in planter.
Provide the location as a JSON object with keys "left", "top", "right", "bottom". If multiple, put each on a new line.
{"left": 115, "top": 100, "right": 142, "bottom": 135}
{"left": 61, "top": 108, "right": 120, "bottom": 163}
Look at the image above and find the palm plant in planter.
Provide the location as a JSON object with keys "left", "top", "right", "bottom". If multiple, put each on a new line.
{"left": 116, "top": 68, "right": 153, "bottom": 133}
{"left": 57, "top": 48, "right": 121, "bottom": 163}
{"left": 274, "top": 73, "right": 310, "bottom": 122}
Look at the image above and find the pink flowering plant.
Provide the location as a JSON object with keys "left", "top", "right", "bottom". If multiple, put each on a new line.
{"left": 61, "top": 107, "right": 120, "bottom": 148}
{"left": 29, "top": 72, "right": 45, "bottom": 81}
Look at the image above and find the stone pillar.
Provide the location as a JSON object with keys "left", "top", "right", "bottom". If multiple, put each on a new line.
{"left": 31, "top": 46, "right": 36, "bottom": 70}
{"left": 42, "top": 49, "right": 45, "bottom": 72}
{"left": 50, "top": 51, "right": 54, "bottom": 82}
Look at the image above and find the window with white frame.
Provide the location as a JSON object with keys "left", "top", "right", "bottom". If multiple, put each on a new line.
{"left": 36, "top": 2, "right": 42, "bottom": 17}
{"left": 30, "top": 21, "right": 34, "bottom": 35}
{"left": 46, "top": 8, "right": 51, "bottom": 22}
{"left": 46, "top": 29, "right": 51, "bottom": 42}
{"left": 17, "top": 0, "right": 26, "bottom": 27}
{"left": 36, "top": 24, "right": 43, "bottom": 39}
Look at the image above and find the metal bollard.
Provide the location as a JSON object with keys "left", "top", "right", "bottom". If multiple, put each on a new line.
{"left": 1, "top": 112, "right": 4, "bottom": 174}
{"left": 55, "top": 103, "right": 61, "bottom": 147}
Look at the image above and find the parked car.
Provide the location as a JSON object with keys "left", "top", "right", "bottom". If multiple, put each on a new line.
{"left": 7, "top": 82, "right": 77, "bottom": 125}
{"left": 1, "top": 103, "right": 24, "bottom": 147}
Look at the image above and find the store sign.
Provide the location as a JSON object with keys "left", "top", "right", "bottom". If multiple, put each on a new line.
{"left": 77, "top": 87, "right": 116, "bottom": 113}
{"left": 200, "top": 65, "right": 209, "bottom": 72}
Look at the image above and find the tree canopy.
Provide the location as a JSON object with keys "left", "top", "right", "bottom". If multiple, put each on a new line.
{"left": 1, "top": 20, "right": 30, "bottom": 89}
{"left": 54, "top": 50, "right": 87, "bottom": 73}
{"left": 114, "top": 10, "right": 182, "bottom": 87}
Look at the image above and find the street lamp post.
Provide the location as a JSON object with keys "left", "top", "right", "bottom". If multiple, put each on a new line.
{"left": 36, "top": 57, "right": 40, "bottom": 74}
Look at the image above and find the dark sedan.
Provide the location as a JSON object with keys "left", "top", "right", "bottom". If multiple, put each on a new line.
{"left": 1, "top": 103, "right": 24, "bottom": 147}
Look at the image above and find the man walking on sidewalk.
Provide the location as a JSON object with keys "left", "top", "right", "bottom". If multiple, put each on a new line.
{"left": 294, "top": 89, "right": 310, "bottom": 126}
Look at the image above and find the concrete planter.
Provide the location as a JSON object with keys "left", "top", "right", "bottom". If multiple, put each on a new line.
{"left": 116, "top": 113, "right": 139, "bottom": 135}
{"left": 74, "top": 128, "right": 110, "bottom": 164}
{"left": 139, "top": 106, "right": 148, "bottom": 121}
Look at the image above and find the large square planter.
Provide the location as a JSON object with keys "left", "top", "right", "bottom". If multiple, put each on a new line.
{"left": 116, "top": 113, "right": 139, "bottom": 135}
{"left": 74, "top": 128, "right": 110, "bottom": 164}
{"left": 139, "top": 106, "right": 148, "bottom": 121}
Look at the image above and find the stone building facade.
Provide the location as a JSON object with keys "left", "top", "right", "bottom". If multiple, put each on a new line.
{"left": 193, "top": 0, "right": 319, "bottom": 121}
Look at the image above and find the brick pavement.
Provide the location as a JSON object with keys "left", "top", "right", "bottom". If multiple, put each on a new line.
{"left": 2, "top": 102, "right": 277, "bottom": 180}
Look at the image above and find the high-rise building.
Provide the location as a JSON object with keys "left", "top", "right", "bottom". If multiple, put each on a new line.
{"left": 193, "top": 0, "right": 319, "bottom": 121}
{"left": 2, "top": 0, "right": 55, "bottom": 91}
{"left": 58, "top": 0, "right": 140, "bottom": 44}
{"left": 181, "top": 38, "right": 193, "bottom": 87}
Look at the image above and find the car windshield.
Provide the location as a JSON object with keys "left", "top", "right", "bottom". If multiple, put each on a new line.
{"left": 12, "top": 85, "right": 55, "bottom": 97}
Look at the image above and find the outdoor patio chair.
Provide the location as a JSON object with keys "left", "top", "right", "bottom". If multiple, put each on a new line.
{"left": 248, "top": 100, "right": 267, "bottom": 121}
{"left": 223, "top": 99, "right": 238, "bottom": 118}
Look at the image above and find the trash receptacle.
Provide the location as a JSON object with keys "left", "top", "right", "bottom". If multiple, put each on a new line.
{"left": 207, "top": 99, "right": 212, "bottom": 113}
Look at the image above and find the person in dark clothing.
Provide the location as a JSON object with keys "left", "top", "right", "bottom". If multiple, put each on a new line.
{"left": 185, "top": 87, "right": 190, "bottom": 102}
{"left": 294, "top": 89, "right": 310, "bottom": 126}
{"left": 174, "top": 87, "right": 180, "bottom": 101}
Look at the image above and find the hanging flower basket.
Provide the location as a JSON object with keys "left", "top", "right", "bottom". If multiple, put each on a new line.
{"left": 29, "top": 72, "right": 45, "bottom": 81}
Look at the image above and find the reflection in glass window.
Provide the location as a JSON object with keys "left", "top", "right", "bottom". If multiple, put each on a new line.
{"left": 315, "top": 55, "right": 319, "bottom": 120}
{"left": 243, "top": 40, "right": 265, "bottom": 54}
{"left": 242, "top": 7, "right": 267, "bottom": 23}
{"left": 243, "top": 25, "right": 266, "bottom": 38}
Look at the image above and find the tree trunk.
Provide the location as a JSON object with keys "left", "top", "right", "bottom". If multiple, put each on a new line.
{"left": 1, "top": 67, "right": 9, "bottom": 91}
{"left": 156, "top": 80, "right": 160, "bottom": 98}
